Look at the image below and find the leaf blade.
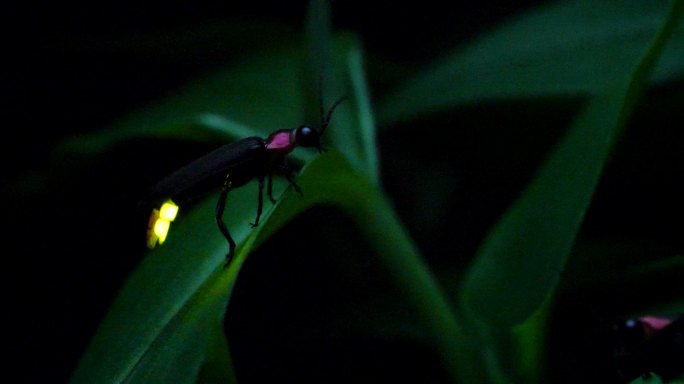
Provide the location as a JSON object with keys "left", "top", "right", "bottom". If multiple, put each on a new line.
{"left": 379, "top": 0, "right": 684, "bottom": 124}
{"left": 348, "top": 45, "right": 380, "bottom": 185}
{"left": 460, "top": 0, "right": 684, "bottom": 328}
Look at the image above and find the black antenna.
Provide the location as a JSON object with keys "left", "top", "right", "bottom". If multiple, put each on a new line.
{"left": 319, "top": 95, "right": 346, "bottom": 136}
{"left": 319, "top": 75, "right": 326, "bottom": 129}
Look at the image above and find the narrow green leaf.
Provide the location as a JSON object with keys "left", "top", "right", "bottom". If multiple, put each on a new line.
{"left": 621, "top": 255, "right": 684, "bottom": 282}
{"left": 323, "top": 36, "right": 374, "bottom": 179}
{"left": 196, "top": 320, "right": 237, "bottom": 384}
{"left": 460, "top": 90, "right": 625, "bottom": 328}
{"left": 348, "top": 45, "right": 380, "bottom": 185}
{"left": 460, "top": 0, "right": 684, "bottom": 328}
{"left": 379, "top": 0, "right": 684, "bottom": 124}
{"left": 306, "top": 0, "right": 333, "bottom": 79}
{"left": 118, "top": 271, "right": 231, "bottom": 384}
{"left": 305, "top": 1, "right": 372, "bottom": 178}
{"left": 59, "top": 45, "right": 309, "bottom": 157}
{"left": 254, "top": 152, "right": 481, "bottom": 383}
{"left": 630, "top": 375, "right": 684, "bottom": 384}
{"left": 511, "top": 301, "right": 550, "bottom": 383}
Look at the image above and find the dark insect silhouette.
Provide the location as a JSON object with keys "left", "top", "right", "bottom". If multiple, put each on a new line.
{"left": 611, "top": 314, "right": 683, "bottom": 383}
{"left": 144, "top": 95, "right": 346, "bottom": 265}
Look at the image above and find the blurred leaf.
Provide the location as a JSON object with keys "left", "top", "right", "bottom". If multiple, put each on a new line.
{"left": 379, "top": 0, "right": 684, "bottom": 124}
{"left": 306, "top": 0, "right": 333, "bottom": 78}
{"left": 196, "top": 320, "right": 237, "bottom": 384}
{"left": 622, "top": 254, "right": 684, "bottom": 281}
{"left": 255, "top": 152, "right": 479, "bottom": 383}
{"left": 70, "top": 19, "right": 298, "bottom": 61}
{"left": 348, "top": 45, "right": 380, "bottom": 185}
{"left": 511, "top": 301, "right": 550, "bottom": 383}
{"left": 58, "top": 34, "right": 369, "bottom": 171}
{"left": 460, "top": 0, "right": 684, "bottom": 328}
{"left": 305, "top": 0, "right": 372, "bottom": 178}
{"left": 60, "top": 45, "right": 307, "bottom": 156}
{"left": 627, "top": 255, "right": 684, "bottom": 315}
{"left": 630, "top": 375, "right": 684, "bottom": 384}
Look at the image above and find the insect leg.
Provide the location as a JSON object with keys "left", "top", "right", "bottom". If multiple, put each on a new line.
{"left": 285, "top": 172, "right": 303, "bottom": 196}
{"left": 216, "top": 175, "right": 236, "bottom": 265}
{"left": 267, "top": 172, "right": 276, "bottom": 204}
{"left": 278, "top": 161, "right": 303, "bottom": 196}
{"left": 250, "top": 176, "right": 265, "bottom": 228}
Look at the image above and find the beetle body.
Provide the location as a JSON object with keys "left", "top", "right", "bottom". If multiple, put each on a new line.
{"left": 144, "top": 96, "right": 345, "bottom": 264}
{"left": 148, "top": 137, "right": 268, "bottom": 207}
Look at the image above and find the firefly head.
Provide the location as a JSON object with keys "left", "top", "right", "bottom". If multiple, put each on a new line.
{"left": 294, "top": 125, "right": 323, "bottom": 152}
{"left": 292, "top": 95, "right": 346, "bottom": 153}
{"left": 295, "top": 97, "right": 346, "bottom": 152}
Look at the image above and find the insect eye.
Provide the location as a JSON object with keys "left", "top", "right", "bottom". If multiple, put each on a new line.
{"left": 617, "top": 319, "right": 646, "bottom": 345}
{"left": 296, "top": 126, "right": 319, "bottom": 147}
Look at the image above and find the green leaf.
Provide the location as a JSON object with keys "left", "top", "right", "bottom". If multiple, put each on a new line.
{"left": 348, "top": 45, "right": 380, "bottom": 185}
{"left": 69, "top": 189, "right": 254, "bottom": 383}
{"left": 306, "top": 0, "right": 333, "bottom": 79}
{"left": 379, "top": 0, "right": 684, "bottom": 124}
{"left": 630, "top": 375, "right": 684, "bottom": 384}
{"left": 69, "top": 152, "right": 463, "bottom": 383}
{"left": 460, "top": 0, "right": 684, "bottom": 328}
{"left": 59, "top": 45, "right": 309, "bottom": 156}
{"left": 511, "top": 301, "right": 550, "bottom": 383}
{"left": 254, "top": 152, "right": 479, "bottom": 383}
{"left": 305, "top": 0, "right": 374, "bottom": 179}
{"left": 58, "top": 35, "right": 369, "bottom": 172}
{"left": 70, "top": 159, "right": 304, "bottom": 383}
{"left": 196, "top": 320, "right": 237, "bottom": 384}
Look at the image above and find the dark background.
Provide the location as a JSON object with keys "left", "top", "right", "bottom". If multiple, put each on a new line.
{"left": 7, "top": 1, "right": 682, "bottom": 383}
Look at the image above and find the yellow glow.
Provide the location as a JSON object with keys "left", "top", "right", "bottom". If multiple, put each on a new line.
{"left": 159, "top": 200, "right": 179, "bottom": 221}
{"left": 146, "top": 200, "right": 180, "bottom": 249}
{"left": 154, "top": 219, "right": 171, "bottom": 245}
